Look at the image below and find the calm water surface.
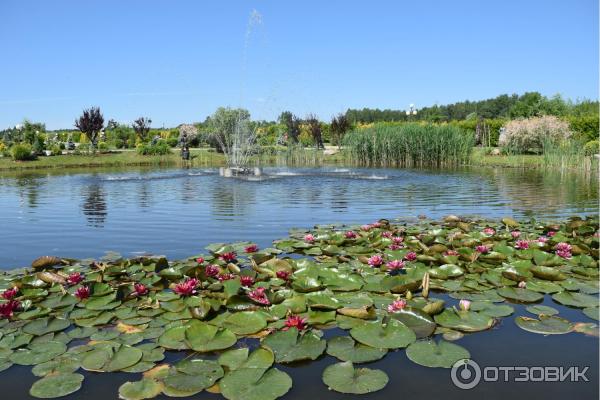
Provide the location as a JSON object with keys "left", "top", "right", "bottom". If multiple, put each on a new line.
{"left": 0, "top": 165, "right": 597, "bottom": 399}
{"left": 0, "top": 165, "right": 597, "bottom": 268}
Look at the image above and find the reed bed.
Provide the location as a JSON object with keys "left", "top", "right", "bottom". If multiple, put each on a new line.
{"left": 342, "top": 123, "right": 474, "bottom": 167}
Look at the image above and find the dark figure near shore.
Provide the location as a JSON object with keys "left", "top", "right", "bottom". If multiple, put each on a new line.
{"left": 181, "top": 145, "right": 190, "bottom": 161}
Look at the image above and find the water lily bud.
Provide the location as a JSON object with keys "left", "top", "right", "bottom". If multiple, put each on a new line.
{"left": 459, "top": 299, "right": 471, "bottom": 311}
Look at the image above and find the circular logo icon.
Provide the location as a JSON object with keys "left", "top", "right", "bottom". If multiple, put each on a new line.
{"left": 451, "top": 359, "right": 481, "bottom": 390}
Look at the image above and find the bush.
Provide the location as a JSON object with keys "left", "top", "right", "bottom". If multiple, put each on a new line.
{"left": 32, "top": 134, "right": 46, "bottom": 155}
{"left": 566, "top": 115, "right": 599, "bottom": 142}
{"left": 50, "top": 144, "right": 62, "bottom": 156}
{"left": 499, "top": 116, "right": 572, "bottom": 154}
{"left": 583, "top": 140, "right": 599, "bottom": 156}
{"left": 97, "top": 142, "right": 109, "bottom": 151}
{"left": 166, "top": 137, "right": 179, "bottom": 147}
{"left": 136, "top": 141, "right": 171, "bottom": 155}
{"left": 11, "top": 143, "right": 36, "bottom": 161}
{"left": 0, "top": 142, "right": 7, "bottom": 156}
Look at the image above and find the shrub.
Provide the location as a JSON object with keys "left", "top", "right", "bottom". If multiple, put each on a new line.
{"left": 499, "top": 116, "right": 572, "bottom": 154}
{"left": 0, "top": 142, "right": 7, "bottom": 156}
{"left": 51, "top": 144, "right": 62, "bottom": 156}
{"left": 166, "top": 137, "right": 178, "bottom": 147}
{"left": 11, "top": 143, "right": 35, "bottom": 161}
{"left": 97, "top": 142, "right": 109, "bottom": 151}
{"left": 136, "top": 141, "right": 171, "bottom": 155}
{"left": 32, "top": 134, "right": 46, "bottom": 155}
{"left": 584, "top": 140, "right": 599, "bottom": 156}
{"left": 566, "top": 115, "right": 599, "bottom": 142}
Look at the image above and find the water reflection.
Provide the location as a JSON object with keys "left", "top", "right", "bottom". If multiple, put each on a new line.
{"left": 81, "top": 184, "right": 107, "bottom": 227}
{"left": 0, "top": 165, "right": 597, "bottom": 268}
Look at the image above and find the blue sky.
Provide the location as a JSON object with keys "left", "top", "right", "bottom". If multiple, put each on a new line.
{"left": 0, "top": 0, "right": 597, "bottom": 129}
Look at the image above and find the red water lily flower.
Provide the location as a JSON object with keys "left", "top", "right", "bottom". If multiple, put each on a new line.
{"left": 220, "top": 252, "right": 237, "bottom": 262}
{"left": 218, "top": 273, "right": 235, "bottom": 282}
{"left": 173, "top": 278, "right": 199, "bottom": 296}
{"left": 386, "top": 259, "right": 405, "bottom": 271}
{"left": 240, "top": 276, "right": 255, "bottom": 287}
{"left": 475, "top": 245, "right": 489, "bottom": 254}
{"left": 368, "top": 254, "right": 384, "bottom": 267}
{"left": 276, "top": 270, "right": 290, "bottom": 281}
{"left": 547, "top": 231, "right": 556, "bottom": 237}
{"left": 66, "top": 272, "right": 84, "bottom": 286}
{"left": 74, "top": 286, "right": 91, "bottom": 300}
{"left": 205, "top": 264, "right": 220, "bottom": 277}
{"left": 444, "top": 250, "right": 459, "bottom": 256}
{"left": 196, "top": 257, "right": 205, "bottom": 265}
{"left": 345, "top": 231, "right": 357, "bottom": 239}
{"left": 404, "top": 251, "right": 417, "bottom": 261}
{"left": 248, "top": 287, "right": 270, "bottom": 305}
{"left": 244, "top": 244, "right": 258, "bottom": 253}
{"left": 387, "top": 299, "right": 407, "bottom": 313}
{"left": 0, "top": 300, "right": 20, "bottom": 319}
{"left": 515, "top": 240, "right": 530, "bottom": 250}
{"left": 282, "top": 315, "right": 308, "bottom": 331}
{"left": 1, "top": 287, "right": 18, "bottom": 300}
{"left": 134, "top": 283, "right": 148, "bottom": 296}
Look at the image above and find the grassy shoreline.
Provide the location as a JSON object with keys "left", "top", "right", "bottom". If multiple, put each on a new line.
{"left": 0, "top": 147, "right": 595, "bottom": 172}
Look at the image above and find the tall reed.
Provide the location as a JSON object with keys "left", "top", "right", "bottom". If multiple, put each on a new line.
{"left": 342, "top": 123, "right": 474, "bottom": 167}
{"left": 541, "top": 139, "right": 596, "bottom": 172}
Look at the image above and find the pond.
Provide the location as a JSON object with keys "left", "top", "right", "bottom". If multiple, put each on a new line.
{"left": 0, "top": 166, "right": 597, "bottom": 269}
{"left": 0, "top": 165, "right": 598, "bottom": 400}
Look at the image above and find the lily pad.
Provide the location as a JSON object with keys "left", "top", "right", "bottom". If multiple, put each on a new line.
{"left": 118, "top": 379, "right": 163, "bottom": 400}
{"left": 350, "top": 319, "right": 416, "bottom": 349}
{"left": 552, "top": 292, "right": 598, "bottom": 309}
{"left": 326, "top": 336, "right": 387, "bottom": 363}
{"left": 10, "top": 341, "right": 67, "bottom": 365}
{"left": 223, "top": 312, "right": 268, "bottom": 335}
{"left": 434, "top": 309, "right": 494, "bottom": 332}
{"left": 220, "top": 367, "right": 292, "bottom": 400}
{"left": 583, "top": 307, "right": 599, "bottom": 321}
{"left": 406, "top": 340, "right": 470, "bottom": 368}
{"left": 525, "top": 305, "right": 559, "bottom": 316}
{"left": 470, "top": 301, "right": 514, "bottom": 317}
{"left": 515, "top": 315, "right": 574, "bottom": 335}
{"left": 497, "top": 287, "right": 544, "bottom": 303}
{"left": 261, "top": 327, "right": 325, "bottom": 363}
{"left": 29, "top": 373, "right": 84, "bottom": 398}
{"left": 185, "top": 321, "right": 237, "bottom": 352}
{"left": 322, "top": 361, "right": 388, "bottom": 394}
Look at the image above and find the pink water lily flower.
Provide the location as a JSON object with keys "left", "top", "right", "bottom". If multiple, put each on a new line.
{"left": 244, "top": 244, "right": 258, "bottom": 253}
{"left": 404, "top": 251, "right": 417, "bottom": 261}
{"left": 555, "top": 242, "right": 572, "bottom": 259}
{"left": 205, "top": 264, "right": 220, "bottom": 277}
{"left": 511, "top": 231, "right": 521, "bottom": 239}
{"left": 371, "top": 221, "right": 382, "bottom": 228}
{"left": 388, "top": 244, "right": 401, "bottom": 250}
{"left": 173, "top": 278, "right": 199, "bottom": 296}
{"left": 382, "top": 231, "right": 393, "bottom": 238}
{"left": 386, "top": 259, "right": 405, "bottom": 271}
{"left": 387, "top": 299, "right": 407, "bottom": 313}
{"left": 518, "top": 281, "right": 527, "bottom": 289}
{"left": 547, "top": 231, "right": 556, "bottom": 237}
{"left": 196, "top": 257, "right": 205, "bottom": 265}
{"left": 483, "top": 227, "right": 496, "bottom": 235}
{"left": 444, "top": 250, "right": 459, "bottom": 256}
{"left": 282, "top": 315, "right": 308, "bottom": 331}
{"left": 1, "top": 287, "right": 18, "bottom": 300}
{"left": 218, "top": 273, "right": 235, "bottom": 282}
{"left": 392, "top": 236, "right": 404, "bottom": 245}
{"left": 459, "top": 299, "right": 471, "bottom": 311}
{"left": 248, "top": 287, "right": 270, "bottom": 305}
{"left": 276, "top": 270, "right": 290, "bottom": 281}
{"left": 344, "top": 231, "right": 357, "bottom": 239}
{"left": 0, "top": 300, "right": 20, "bottom": 319}
{"left": 515, "top": 240, "right": 530, "bottom": 250}
{"left": 537, "top": 236, "right": 548, "bottom": 244}
{"left": 66, "top": 272, "right": 84, "bottom": 286}
{"left": 360, "top": 224, "right": 372, "bottom": 231}
{"left": 475, "top": 245, "right": 489, "bottom": 254}
{"left": 368, "top": 254, "right": 384, "bottom": 267}
{"left": 220, "top": 252, "right": 237, "bottom": 262}
{"left": 74, "top": 286, "right": 91, "bottom": 300}
{"left": 134, "top": 283, "right": 148, "bottom": 296}
{"left": 240, "top": 276, "right": 255, "bottom": 287}
{"left": 304, "top": 234, "right": 315, "bottom": 243}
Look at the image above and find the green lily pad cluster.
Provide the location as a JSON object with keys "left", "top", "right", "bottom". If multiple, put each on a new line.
{"left": 0, "top": 215, "right": 598, "bottom": 398}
